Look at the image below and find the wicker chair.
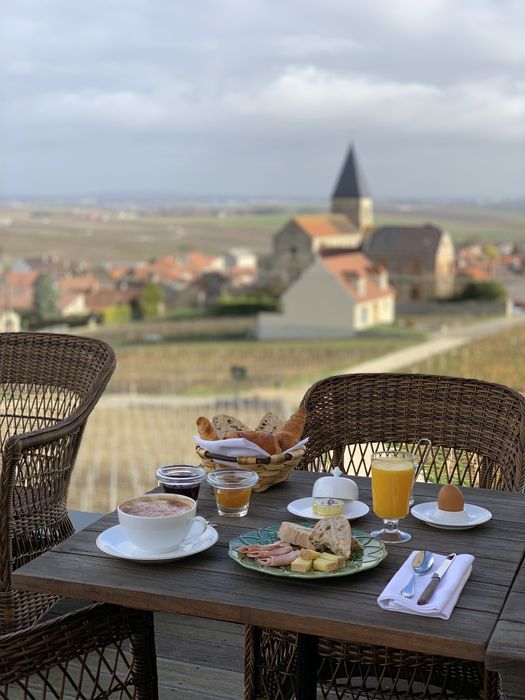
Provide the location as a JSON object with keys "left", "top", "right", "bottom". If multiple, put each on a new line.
{"left": 245, "top": 373, "right": 525, "bottom": 700}
{"left": 0, "top": 332, "right": 158, "bottom": 698}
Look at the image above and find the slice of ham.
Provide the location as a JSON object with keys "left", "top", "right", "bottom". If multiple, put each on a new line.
{"left": 245, "top": 545, "right": 293, "bottom": 559}
{"left": 259, "top": 551, "right": 301, "bottom": 567}
{"left": 238, "top": 541, "right": 287, "bottom": 553}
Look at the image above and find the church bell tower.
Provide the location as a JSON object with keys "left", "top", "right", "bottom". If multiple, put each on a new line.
{"left": 331, "top": 145, "right": 374, "bottom": 231}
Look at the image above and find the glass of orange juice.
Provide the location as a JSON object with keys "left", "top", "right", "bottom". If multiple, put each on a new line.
{"left": 370, "top": 450, "right": 417, "bottom": 543}
{"left": 206, "top": 469, "right": 259, "bottom": 517}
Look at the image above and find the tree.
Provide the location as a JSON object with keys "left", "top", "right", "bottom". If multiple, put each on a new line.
{"left": 460, "top": 280, "right": 507, "bottom": 301}
{"left": 33, "top": 274, "right": 59, "bottom": 320}
{"left": 138, "top": 282, "right": 165, "bottom": 318}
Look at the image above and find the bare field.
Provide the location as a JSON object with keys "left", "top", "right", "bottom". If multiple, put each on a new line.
{"left": 375, "top": 205, "right": 525, "bottom": 244}
{"left": 1, "top": 204, "right": 524, "bottom": 266}
{"left": 106, "top": 334, "right": 420, "bottom": 395}
{"left": 0, "top": 208, "right": 287, "bottom": 263}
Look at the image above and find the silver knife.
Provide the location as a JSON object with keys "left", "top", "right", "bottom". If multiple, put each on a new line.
{"left": 417, "top": 553, "right": 456, "bottom": 605}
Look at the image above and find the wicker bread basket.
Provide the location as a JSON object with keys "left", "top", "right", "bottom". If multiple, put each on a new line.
{"left": 196, "top": 445, "right": 305, "bottom": 493}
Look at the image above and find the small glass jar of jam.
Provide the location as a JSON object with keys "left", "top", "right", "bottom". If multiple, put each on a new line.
{"left": 156, "top": 465, "right": 206, "bottom": 501}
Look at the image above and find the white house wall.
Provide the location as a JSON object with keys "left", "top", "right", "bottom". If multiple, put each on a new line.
{"left": 257, "top": 261, "right": 356, "bottom": 339}
{"left": 353, "top": 294, "right": 395, "bottom": 330}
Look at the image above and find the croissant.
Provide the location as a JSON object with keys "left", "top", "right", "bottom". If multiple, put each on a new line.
{"left": 276, "top": 406, "right": 307, "bottom": 451}
{"left": 196, "top": 416, "right": 220, "bottom": 440}
{"left": 224, "top": 430, "right": 282, "bottom": 455}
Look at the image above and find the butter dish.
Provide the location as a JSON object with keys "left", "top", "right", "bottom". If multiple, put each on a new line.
{"left": 312, "top": 467, "right": 359, "bottom": 501}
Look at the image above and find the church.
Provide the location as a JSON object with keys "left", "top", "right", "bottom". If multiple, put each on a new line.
{"left": 270, "top": 144, "right": 455, "bottom": 304}
{"left": 270, "top": 146, "right": 373, "bottom": 289}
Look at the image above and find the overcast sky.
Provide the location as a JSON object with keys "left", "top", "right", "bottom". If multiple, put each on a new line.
{"left": 2, "top": 0, "right": 524, "bottom": 201}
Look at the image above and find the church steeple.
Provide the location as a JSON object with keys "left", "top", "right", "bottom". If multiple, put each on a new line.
{"left": 331, "top": 145, "right": 374, "bottom": 231}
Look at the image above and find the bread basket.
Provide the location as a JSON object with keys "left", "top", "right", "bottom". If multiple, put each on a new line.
{"left": 195, "top": 445, "right": 305, "bottom": 493}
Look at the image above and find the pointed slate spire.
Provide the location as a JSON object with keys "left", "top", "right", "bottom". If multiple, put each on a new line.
{"left": 332, "top": 146, "right": 370, "bottom": 199}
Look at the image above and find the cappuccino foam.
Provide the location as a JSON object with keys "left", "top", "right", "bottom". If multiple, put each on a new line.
{"left": 121, "top": 498, "right": 191, "bottom": 517}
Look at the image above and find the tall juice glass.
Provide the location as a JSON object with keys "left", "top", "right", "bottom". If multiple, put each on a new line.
{"left": 370, "top": 450, "right": 417, "bottom": 543}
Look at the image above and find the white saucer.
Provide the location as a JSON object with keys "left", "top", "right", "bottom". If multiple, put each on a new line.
{"left": 410, "top": 502, "right": 492, "bottom": 530}
{"left": 287, "top": 497, "right": 369, "bottom": 521}
{"left": 96, "top": 521, "right": 218, "bottom": 562}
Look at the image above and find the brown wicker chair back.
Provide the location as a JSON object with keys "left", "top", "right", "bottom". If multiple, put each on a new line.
{"left": 246, "top": 373, "right": 525, "bottom": 700}
{"left": 0, "top": 332, "right": 115, "bottom": 633}
{"left": 0, "top": 332, "right": 158, "bottom": 698}
{"left": 299, "top": 373, "right": 525, "bottom": 492}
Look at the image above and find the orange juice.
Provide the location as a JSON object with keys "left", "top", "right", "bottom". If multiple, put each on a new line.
{"left": 371, "top": 458, "right": 414, "bottom": 519}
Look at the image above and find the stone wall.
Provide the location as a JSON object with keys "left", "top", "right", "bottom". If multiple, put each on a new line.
{"left": 396, "top": 299, "right": 513, "bottom": 317}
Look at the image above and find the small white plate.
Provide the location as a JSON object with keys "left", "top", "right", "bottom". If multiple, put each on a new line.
{"left": 96, "top": 521, "right": 218, "bottom": 562}
{"left": 287, "top": 497, "right": 369, "bottom": 521}
{"left": 410, "top": 502, "right": 492, "bottom": 530}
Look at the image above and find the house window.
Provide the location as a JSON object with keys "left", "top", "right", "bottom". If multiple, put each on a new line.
{"left": 411, "top": 285, "right": 422, "bottom": 300}
{"left": 360, "top": 307, "right": 368, "bottom": 324}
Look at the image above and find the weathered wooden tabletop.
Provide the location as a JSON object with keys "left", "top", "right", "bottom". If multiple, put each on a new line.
{"left": 13, "top": 472, "right": 525, "bottom": 699}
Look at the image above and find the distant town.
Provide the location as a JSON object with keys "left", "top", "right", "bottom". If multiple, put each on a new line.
{"left": 1, "top": 145, "right": 524, "bottom": 338}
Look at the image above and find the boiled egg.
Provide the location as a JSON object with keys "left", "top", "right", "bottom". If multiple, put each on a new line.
{"left": 437, "top": 484, "right": 465, "bottom": 512}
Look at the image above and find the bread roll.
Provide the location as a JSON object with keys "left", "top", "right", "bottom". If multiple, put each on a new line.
{"left": 224, "top": 430, "right": 282, "bottom": 455}
{"left": 276, "top": 406, "right": 307, "bottom": 451}
{"left": 196, "top": 416, "right": 220, "bottom": 441}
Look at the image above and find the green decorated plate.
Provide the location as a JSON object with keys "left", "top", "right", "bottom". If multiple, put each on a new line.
{"left": 228, "top": 524, "right": 387, "bottom": 579}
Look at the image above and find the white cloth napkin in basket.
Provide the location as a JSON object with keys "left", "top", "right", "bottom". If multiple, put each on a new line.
{"left": 377, "top": 550, "right": 474, "bottom": 620}
{"left": 195, "top": 435, "right": 308, "bottom": 465}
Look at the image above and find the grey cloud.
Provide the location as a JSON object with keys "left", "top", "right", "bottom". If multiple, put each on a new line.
{"left": 1, "top": 0, "right": 524, "bottom": 198}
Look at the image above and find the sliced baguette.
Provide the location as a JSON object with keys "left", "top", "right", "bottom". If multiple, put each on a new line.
{"left": 255, "top": 411, "right": 284, "bottom": 434}
{"left": 212, "top": 414, "right": 250, "bottom": 438}
{"left": 310, "top": 516, "right": 352, "bottom": 559}
{"left": 277, "top": 522, "right": 314, "bottom": 550}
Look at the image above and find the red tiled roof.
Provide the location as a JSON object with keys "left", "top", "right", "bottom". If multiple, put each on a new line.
{"left": 84, "top": 289, "right": 137, "bottom": 313}
{"left": 58, "top": 274, "right": 100, "bottom": 294}
{"left": 457, "top": 266, "right": 492, "bottom": 282}
{"left": 321, "top": 251, "right": 394, "bottom": 302}
{"left": 293, "top": 215, "right": 358, "bottom": 239}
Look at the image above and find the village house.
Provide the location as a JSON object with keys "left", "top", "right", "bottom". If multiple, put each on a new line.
{"left": 0, "top": 308, "right": 21, "bottom": 332}
{"left": 364, "top": 224, "right": 455, "bottom": 303}
{"left": 256, "top": 249, "right": 395, "bottom": 340}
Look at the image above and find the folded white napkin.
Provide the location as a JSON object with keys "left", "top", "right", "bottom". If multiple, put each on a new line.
{"left": 195, "top": 435, "right": 308, "bottom": 465}
{"left": 377, "top": 551, "right": 474, "bottom": 620}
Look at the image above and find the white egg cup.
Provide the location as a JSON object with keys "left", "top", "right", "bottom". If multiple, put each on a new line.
{"left": 432, "top": 507, "right": 471, "bottom": 526}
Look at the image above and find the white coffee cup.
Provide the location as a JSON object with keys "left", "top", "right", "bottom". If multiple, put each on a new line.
{"left": 118, "top": 493, "right": 207, "bottom": 552}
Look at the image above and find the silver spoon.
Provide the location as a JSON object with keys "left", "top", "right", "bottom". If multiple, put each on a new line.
{"left": 401, "top": 550, "right": 434, "bottom": 598}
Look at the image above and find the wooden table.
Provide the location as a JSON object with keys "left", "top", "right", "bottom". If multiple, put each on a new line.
{"left": 13, "top": 472, "right": 525, "bottom": 699}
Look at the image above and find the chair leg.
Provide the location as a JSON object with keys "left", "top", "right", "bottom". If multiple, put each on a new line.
{"left": 244, "top": 624, "right": 261, "bottom": 700}
{"left": 130, "top": 610, "right": 159, "bottom": 699}
{"left": 296, "top": 634, "right": 318, "bottom": 700}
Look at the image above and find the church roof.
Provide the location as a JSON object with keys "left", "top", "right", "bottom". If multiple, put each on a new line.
{"left": 292, "top": 214, "right": 358, "bottom": 239}
{"left": 366, "top": 224, "right": 444, "bottom": 257}
{"left": 332, "top": 146, "right": 371, "bottom": 199}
